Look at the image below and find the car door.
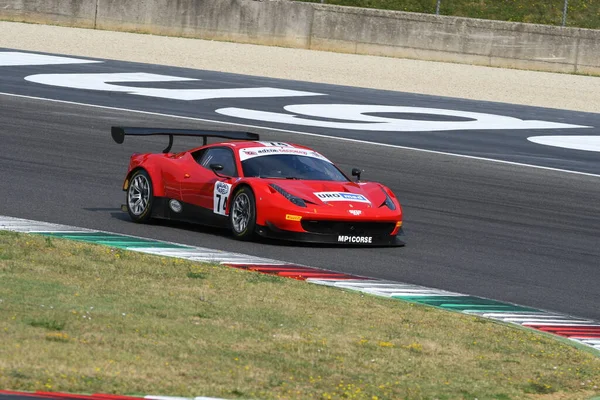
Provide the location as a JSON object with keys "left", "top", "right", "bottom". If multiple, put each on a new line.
{"left": 180, "top": 147, "right": 238, "bottom": 218}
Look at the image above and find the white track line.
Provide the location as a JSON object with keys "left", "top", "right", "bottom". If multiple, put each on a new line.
{"left": 1, "top": 91, "right": 600, "bottom": 179}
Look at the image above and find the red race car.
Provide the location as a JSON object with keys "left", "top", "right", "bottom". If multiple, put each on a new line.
{"left": 112, "top": 127, "right": 404, "bottom": 246}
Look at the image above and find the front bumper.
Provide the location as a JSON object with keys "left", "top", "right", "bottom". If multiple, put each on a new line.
{"left": 256, "top": 222, "right": 405, "bottom": 246}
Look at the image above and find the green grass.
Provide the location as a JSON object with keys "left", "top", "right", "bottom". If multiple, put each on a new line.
{"left": 1, "top": 230, "right": 600, "bottom": 399}
{"left": 297, "top": 0, "right": 600, "bottom": 29}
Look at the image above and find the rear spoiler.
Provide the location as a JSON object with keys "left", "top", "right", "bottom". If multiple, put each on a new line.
{"left": 111, "top": 126, "right": 260, "bottom": 153}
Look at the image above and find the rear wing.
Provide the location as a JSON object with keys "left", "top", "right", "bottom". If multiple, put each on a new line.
{"left": 111, "top": 126, "right": 260, "bottom": 153}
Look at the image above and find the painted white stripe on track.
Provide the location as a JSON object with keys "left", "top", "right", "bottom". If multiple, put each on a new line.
{"left": 317, "top": 284, "right": 464, "bottom": 295}
{"left": 476, "top": 313, "right": 593, "bottom": 321}
{"left": 0, "top": 220, "right": 90, "bottom": 233}
{"left": 358, "top": 289, "right": 394, "bottom": 297}
{"left": 386, "top": 292, "right": 464, "bottom": 297}
{"left": 358, "top": 288, "right": 463, "bottom": 295}
{"left": 132, "top": 247, "right": 282, "bottom": 264}
{"left": 480, "top": 313, "right": 558, "bottom": 318}
{"left": 308, "top": 280, "right": 465, "bottom": 295}
{"left": 0, "top": 52, "right": 102, "bottom": 66}
{"left": 1, "top": 91, "right": 600, "bottom": 179}
{"left": 325, "top": 282, "right": 446, "bottom": 289}
{"left": 0, "top": 217, "right": 289, "bottom": 267}
{"left": 190, "top": 257, "right": 271, "bottom": 263}
{"left": 497, "top": 318, "right": 595, "bottom": 324}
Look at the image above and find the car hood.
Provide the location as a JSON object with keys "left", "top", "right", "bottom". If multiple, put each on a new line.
{"left": 263, "top": 179, "right": 387, "bottom": 209}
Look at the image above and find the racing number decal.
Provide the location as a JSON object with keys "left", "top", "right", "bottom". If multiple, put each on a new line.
{"left": 213, "top": 181, "right": 232, "bottom": 215}
{"left": 258, "top": 141, "right": 292, "bottom": 147}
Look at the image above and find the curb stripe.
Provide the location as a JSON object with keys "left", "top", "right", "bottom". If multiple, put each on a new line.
{"left": 1, "top": 215, "right": 598, "bottom": 354}
{"left": 306, "top": 277, "right": 600, "bottom": 352}
{"left": 228, "top": 264, "right": 369, "bottom": 280}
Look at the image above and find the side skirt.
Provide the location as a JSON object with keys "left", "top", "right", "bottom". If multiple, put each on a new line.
{"left": 151, "top": 197, "right": 229, "bottom": 228}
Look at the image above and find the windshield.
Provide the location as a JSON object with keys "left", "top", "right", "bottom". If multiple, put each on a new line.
{"left": 241, "top": 154, "right": 349, "bottom": 181}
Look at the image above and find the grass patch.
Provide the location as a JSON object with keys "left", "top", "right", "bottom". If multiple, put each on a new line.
{"left": 186, "top": 271, "right": 207, "bottom": 280}
{"left": 27, "top": 317, "right": 66, "bottom": 331}
{"left": 296, "top": 0, "right": 600, "bottom": 29}
{"left": 0, "top": 230, "right": 599, "bottom": 399}
{"left": 245, "top": 271, "right": 285, "bottom": 284}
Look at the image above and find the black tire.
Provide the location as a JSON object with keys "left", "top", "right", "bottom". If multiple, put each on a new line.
{"left": 229, "top": 186, "right": 257, "bottom": 241}
{"left": 126, "top": 169, "right": 154, "bottom": 223}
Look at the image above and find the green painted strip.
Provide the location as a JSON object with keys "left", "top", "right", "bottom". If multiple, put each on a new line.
{"left": 41, "top": 232, "right": 189, "bottom": 249}
{"left": 392, "top": 295, "right": 539, "bottom": 313}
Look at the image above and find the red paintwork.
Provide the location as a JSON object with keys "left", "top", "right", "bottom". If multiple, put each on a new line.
{"left": 122, "top": 140, "right": 403, "bottom": 237}
{"left": 526, "top": 325, "right": 600, "bottom": 339}
{"left": 227, "top": 264, "right": 371, "bottom": 280}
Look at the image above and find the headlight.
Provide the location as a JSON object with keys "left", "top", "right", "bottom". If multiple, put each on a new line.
{"left": 381, "top": 187, "right": 396, "bottom": 210}
{"left": 270, "top": 184, "right": 307, "bottom": 207}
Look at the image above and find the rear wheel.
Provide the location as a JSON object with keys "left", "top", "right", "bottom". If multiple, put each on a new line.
{"left": 229, "top": 187, "right": 256, "bottom": 241}
{"left": 126, "top": 169, "right": 154, "bottom": 223}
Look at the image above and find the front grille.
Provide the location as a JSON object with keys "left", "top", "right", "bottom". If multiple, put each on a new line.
{"left": 301, "top": 220, "right": 395, "bottom": 235}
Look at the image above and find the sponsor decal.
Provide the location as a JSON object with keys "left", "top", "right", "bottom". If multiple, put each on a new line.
{"left": 338, "top": 235, "right": 373, "bottom": 244}
{"left": 215, "top": 181, "right": 229, "bottom": 195}
{"left": 348, "top": 210, "right": 362, "bottom": 216}
{"left": 285, "top": 214, "right": 302, "bottom": 221}
{"left": 169, "top": 199, "right": 182, "bottom": 213}
{"left": 314, "top": 192, "right": 371, "bottom": 204}
{"left": 239, "top": 146, "right": 332, "bottom": 162}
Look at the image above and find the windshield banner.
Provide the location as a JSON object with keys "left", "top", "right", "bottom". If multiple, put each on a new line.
{"left": 239, "top": 146, "right": 331, "bottom": 162}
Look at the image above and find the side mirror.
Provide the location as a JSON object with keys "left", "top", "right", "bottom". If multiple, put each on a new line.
{"left": 209, "top": 163, "right": 226, "bottom": 177}
{"left": 351, "top": 168, "right": 362, "bottom": 181}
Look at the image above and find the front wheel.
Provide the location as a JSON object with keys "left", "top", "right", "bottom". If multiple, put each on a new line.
{"left": 229, "top": 187, "right": 256, "bottom": 241}
{"left": 126, "top": 169, "right": 154, "bottom": 223}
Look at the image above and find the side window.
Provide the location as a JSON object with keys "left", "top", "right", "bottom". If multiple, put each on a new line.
{"left": 197, "top": 147, "right": 237, "bottom": 177}
{"left": 192, "top": 149, "right": 206, "bottom": 163}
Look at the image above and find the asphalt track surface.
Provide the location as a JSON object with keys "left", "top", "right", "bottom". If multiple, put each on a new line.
{"left": 1, "top": 50, "right": 600, "bottom": 321}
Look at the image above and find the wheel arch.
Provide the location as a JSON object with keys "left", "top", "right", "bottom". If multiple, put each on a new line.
{"left": 124, "top": 166, "right": 166, "bottom": 197}
{"left": 229, "top": 182, "right": 264, "bottom": 223}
